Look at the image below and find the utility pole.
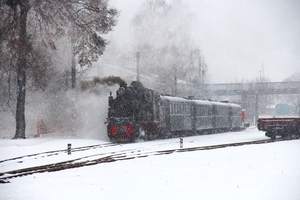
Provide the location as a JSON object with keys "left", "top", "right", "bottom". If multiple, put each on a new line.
{"left": 202, "top": 70, "right": 205, "bottom": 84}
{"left": 136, "top": 51, "right": 140, "bottom": 82}
{"left": 174, "top": 64, "right": 177, "bottom": 96}
{"left": 255, "top": 91, "right": 259, "bottom": 124}
{"left": 198, "top": 49, "right": 202, "bottom": 86}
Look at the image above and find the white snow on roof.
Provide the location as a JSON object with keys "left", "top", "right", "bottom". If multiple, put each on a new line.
{"left": 161, "top": 95, "right": 241, "bottom": 108}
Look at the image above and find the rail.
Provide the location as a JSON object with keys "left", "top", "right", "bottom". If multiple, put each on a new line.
{"left": 1, "top": 138, "right": 298, "bottom": 181}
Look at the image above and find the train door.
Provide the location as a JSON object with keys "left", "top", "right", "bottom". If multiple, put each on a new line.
{"left": 212, "top": 105, "right": 216, "bottom": 130}
{"left": 228, "top": 107, "right": 233, "bottom": 129}
{"left": 159, "top": 99, "right": 170, "bottom": 130}
{"left": 158, "top": 101, "right": 166, "bottom": 126}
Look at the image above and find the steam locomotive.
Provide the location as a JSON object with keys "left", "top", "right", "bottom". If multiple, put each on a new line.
{"left": 106, "top": 81, "right": 244, "bottom": 142}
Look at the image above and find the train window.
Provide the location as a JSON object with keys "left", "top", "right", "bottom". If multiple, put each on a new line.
{"left": 174, "top": 104, "right": 176, "bottom": 114}
{"left": 186, "top": 105, "right": 188, "bottom": 114}
{"left": 204, "top": 107, "right": 207, "bottom": 116}
{"left": 218, "top": 107, "right": 224, "bottom": 115}
{"left": 173, "top": 104, "right": 176, "bottom": 114}
{"left": 216, "top": 106, "right": 220, "bottom": 115}
{"left": 222, "top": 107, "right": 226, "bottom": 115}
{"left": 196, "top": 106, "right": 200, "bottom": 116}
{"left": 196, "top": 106, "right": 202, "bottom": 116}
{"left": 179, "top": 104, "right": 181, "bottom": 114}
{"left": 174, "top": 104, "right": 177, "bottom": 114}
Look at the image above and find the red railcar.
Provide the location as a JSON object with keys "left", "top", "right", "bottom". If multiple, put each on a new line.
{"left": 257, "top": 117, "right": 300, "bottom": 139}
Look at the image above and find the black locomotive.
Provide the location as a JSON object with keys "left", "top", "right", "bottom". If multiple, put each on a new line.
{"left": 106, "top": 81, "right": 244, "bottom": 142}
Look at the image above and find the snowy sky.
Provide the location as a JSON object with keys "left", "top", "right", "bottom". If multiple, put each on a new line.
{"left": 108, "top": 0, "right": 300, "bottom": 84}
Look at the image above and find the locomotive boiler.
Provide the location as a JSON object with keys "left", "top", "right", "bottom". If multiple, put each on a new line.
{"left": 106, "top": 81, "right": 244, "bottom": 142}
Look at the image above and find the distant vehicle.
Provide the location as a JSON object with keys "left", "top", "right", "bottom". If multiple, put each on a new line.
{"left": 275, "top": 104, "right": 292, "bottom": 115}
{"left": 106, "top": 81, "right": 245, "bottom": 142}
{"left": 257, "top": 117, "right": 300, "bottom": 139}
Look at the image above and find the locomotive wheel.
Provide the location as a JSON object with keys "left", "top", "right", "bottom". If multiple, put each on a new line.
{"left": 147, "top": 133, "right": 154, "bottom": 140}
{"left": 282, "top": 132, "right": 292, "bottom": 139}
{"left": 158, "top": 130, "right": 167, "bottom": 139}
{"left": 145, "top": 130, "right": 158, "bottom": 140}
{"left": 265, "top": 131, "right": 275, "bottom": 139}
{"left": 271, "top": 132, "right": 276, "bottom": 140}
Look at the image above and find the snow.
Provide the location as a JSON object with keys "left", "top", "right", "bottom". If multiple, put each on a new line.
{"left": 1, "top": 127, "right": 300, "bottom": 200}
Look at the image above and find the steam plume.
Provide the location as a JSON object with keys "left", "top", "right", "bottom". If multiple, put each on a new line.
{"left": 80, "top": 76, "right": 126, "bottom": 90}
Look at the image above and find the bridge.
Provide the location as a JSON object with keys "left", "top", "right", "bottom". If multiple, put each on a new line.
{"left": 204, "top": 81, "right": 300, "bottom": 125}
{"left": 206, "top": 81, "right": 300, "bottom": 96}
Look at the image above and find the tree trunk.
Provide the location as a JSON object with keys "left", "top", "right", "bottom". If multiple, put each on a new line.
{"left": 71, "top": 56, "right": 76, "bottom": 89}
{"left": 71, "top": 24, "right": 76, "bottom": 89}
{"left": 13, "top": 1, "right": 29, "bottom": 139}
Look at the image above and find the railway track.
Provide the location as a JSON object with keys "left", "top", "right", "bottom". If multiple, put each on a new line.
{"left": 0, "top": 142, "right": 119, "bottom": 164}
{"left": 1, "top": 137, "right": 298, "bottom": 182}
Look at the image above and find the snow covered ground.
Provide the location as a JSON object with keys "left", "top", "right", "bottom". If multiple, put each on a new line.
{"left": 1, "top": 127, "right": 300, "bottom": 200}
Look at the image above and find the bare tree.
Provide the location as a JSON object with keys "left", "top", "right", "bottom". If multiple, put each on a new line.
{"left": 130, "top": 0, "right": 206, "bottom": 96}
{"left": 282, "top": 71, "right": 300, "bottom": 115}
{"left": 0, "top": 0, "right": 119, "bottom": 139}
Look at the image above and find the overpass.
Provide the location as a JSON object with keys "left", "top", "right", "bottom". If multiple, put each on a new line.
{"left": 206, "top": 81, "right": 300, "bottom": 96}
{"left": 204, "top": 81, "right": 300, "bottom": 124}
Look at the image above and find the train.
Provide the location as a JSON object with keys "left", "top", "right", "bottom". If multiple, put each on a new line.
{"left": 106, "top": 81, "right": 245, "bottom": 142}
{"left": 257, "top": 117, "right": 300, "bottom": 139}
